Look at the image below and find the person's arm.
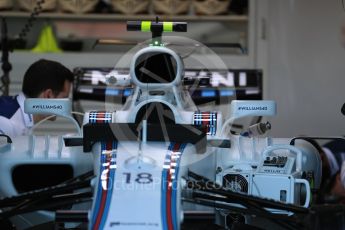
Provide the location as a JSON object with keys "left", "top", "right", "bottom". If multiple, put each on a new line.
{"left": 0, "top": 116, "right": 15, "bottom": 139}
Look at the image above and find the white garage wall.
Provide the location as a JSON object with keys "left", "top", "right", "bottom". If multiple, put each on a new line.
{"left": 265, "top": 0, "right": 345, "bottom": 137}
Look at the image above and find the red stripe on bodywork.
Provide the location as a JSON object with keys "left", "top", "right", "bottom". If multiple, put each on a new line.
{"left": 93, "top": 141, "right": 112, "bottom": 230}
{"left": 165, "top": 143, "right": 181, "bottom": 230}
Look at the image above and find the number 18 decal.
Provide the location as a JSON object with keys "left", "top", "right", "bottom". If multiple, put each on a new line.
{"left": 123, "top": 172, "right": 153, "bottom": 184}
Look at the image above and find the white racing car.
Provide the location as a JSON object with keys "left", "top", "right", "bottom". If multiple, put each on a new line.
{"left": 0, "top": 20, "right": 337, "bottom": 230}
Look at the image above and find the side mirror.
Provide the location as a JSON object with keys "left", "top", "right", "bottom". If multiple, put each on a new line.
{"left": 221, "top": 100, "right": 276, "bottom": 136}
{"left": 24, "top": 98, "right": 82, "bottom": 136}
{"left": 229, "top": 100, "right": 276, "bottom": 119}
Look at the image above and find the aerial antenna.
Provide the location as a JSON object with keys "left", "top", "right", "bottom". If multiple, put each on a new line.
{"left": 127, "top": 18, "right": 187, "bottom": 46}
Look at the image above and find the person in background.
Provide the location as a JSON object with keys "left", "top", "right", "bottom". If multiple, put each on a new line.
{"left": 320, "top": 139, "right": 345, "bottom": 202}
{"left": 0, "top": 59, "right": 74, "bottom": 139}
{"left": 310, "top": 139, "right": 345, "bottom": 230}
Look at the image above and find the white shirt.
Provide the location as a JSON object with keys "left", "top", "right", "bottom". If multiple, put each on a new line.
{"left": 0, "top": 93, "right": 34, "bottom": 139}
